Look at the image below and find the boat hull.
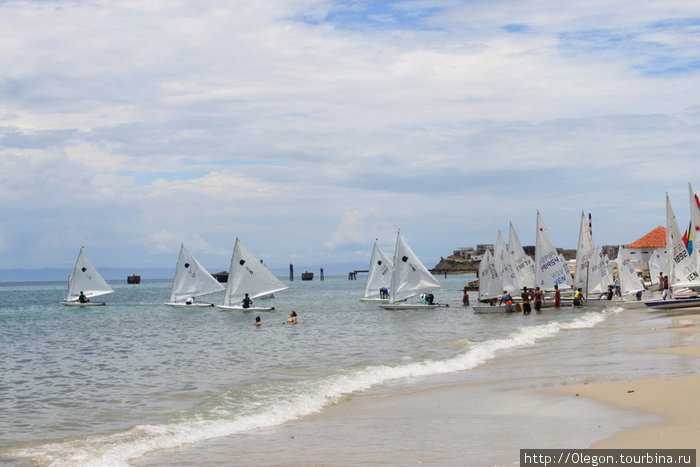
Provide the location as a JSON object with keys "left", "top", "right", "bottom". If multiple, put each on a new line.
{"left": 62, "top": 301, "right": 106, "bottom": 307}
{"left": 164, "top": 302, "right": 215, "bottom": 308}
{"left": 642, "top": 297, "right": 700, "bottom": 310}
{"left": 378, "top": 303, "right": 449, "bottom": 310}
{"left": 217, "top": 305, "right": 276, "bottom": 312}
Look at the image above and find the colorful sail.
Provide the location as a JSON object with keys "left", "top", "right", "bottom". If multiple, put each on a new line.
{"left": 666, "top": 193, "right": 700, "bottom": 289}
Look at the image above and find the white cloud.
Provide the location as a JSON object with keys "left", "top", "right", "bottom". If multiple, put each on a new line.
{"left": 1, "top": 0, "right": 700, "bottom": 272}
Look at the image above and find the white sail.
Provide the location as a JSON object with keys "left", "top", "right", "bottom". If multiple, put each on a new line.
{"left": 168, "top": 243, "right": 225, "bottom": 303}
{"left": 478, "top": 249, "right": 501, "bottom": 300}
{"left": 507, "top": 221, "right": 535, "bottom": 290}
{"left": 65, "top": 249, "right": 114, "bottom": 302}
{"left": 363, "top": 241, "right": 393, "bottom": 298}
{"left": 494, "top": 230, "right": 518, "bottom": 294}
{"left": 388, "top": 232, "right": 440, "bottom": 303}
{"left": 616, "top": 245, "right": 644, "bottom": 296}
{"left": 596, "top": 247, "right": 614, "bottom": 293}
{"left": 222, "top": 238, "right": 289, "bottom": 306}
{"left": 689, "top": 183, "right": 700, "bottom": 274}
{"left": 574, "top": 212, "right": 596, "bottom": 292}
{"left": 648, "top": 248, "right": 668, "bottom": 286}
{"left": 534, "top": 211, "right": 572, "bottom": 291}
{"left": 665, "top": 193, "right": 700, "bottom": 289}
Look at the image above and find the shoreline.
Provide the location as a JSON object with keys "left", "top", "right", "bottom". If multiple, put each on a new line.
{"left": 136, "top": 308, "right": 700, "bottom": 466}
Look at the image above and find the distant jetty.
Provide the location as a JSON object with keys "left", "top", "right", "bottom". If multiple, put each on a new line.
{"left": 301, "top": 271, "right": 314, "bottom": 281}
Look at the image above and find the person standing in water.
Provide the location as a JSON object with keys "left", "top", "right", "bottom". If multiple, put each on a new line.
{"left": 521, "top": 287, "right": 532, "bottom": 314}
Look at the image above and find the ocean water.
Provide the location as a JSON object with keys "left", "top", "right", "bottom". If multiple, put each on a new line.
{"left": 0, "top": 275, "right": 696, "bottom": 466}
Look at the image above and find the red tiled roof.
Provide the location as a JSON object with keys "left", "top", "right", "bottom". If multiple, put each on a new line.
{"left": 626, "top": 226, "right": 666, "bottom": 248}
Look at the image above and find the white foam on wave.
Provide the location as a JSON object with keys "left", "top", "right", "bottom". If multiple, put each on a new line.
{"left": 10, "top": 311, "right": 610, "bottom": 466}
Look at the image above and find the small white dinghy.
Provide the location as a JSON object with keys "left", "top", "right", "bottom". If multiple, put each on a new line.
{"left": 62, "top": 248, "right": 114, "bottom": 307}
{"left": 217, "top": 238, "right": 289, "bottom": 311}
{"left": 359, "top": 241, "right": 393, "bottom": 302}
{"left": 164, "top": 244, "right": 225, "bottom": 307}
{"left": 378, "top": 232, "right": 447, "bottom": 310}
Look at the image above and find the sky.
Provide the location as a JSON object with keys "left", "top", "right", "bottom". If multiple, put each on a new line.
{"left": 2, "top": 0, "right": 700, "bottom": 277}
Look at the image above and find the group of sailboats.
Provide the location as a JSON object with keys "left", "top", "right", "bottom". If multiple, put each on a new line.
{"left": 60, "top": 184, "right": 700, "bottom": 312}
{"left": 360, "top": 232, "right": 446, "bottom": 310}
{"left": 165, "top": 239, "right": 288, "bottom": 311}
{"left": 474, "top": 183, "right": 700, "bottom": 312}
{"left": 473, "top": 213, "right": 572, "bottom": 313}
{"left": 63, "top": 239, "right": 288, "bottom": 311}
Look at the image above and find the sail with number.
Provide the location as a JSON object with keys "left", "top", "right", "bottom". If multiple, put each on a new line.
{"left": 616, "top": 245, "right": 644, "bottom": 297}
{"left": 494, "top": 230, "right": 518, "bottom": 294}
{"left": 478, "top": 249, "right": 501, "bottom": 300}
{"left": 535, "top": 211, "right": 572, "bottom": 291}
{"left": 507, "top": 221, "right": 535, "bottom": 290}
{"left": 666, "top": 193, "right": 700, "bottom": 289}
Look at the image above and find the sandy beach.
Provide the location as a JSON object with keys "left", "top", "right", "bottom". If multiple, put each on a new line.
{"left": 135, "top": 307, "right": 700, "bottom": 466}
{"left": 556, "top": 320, "right": 700, "bottom": 451}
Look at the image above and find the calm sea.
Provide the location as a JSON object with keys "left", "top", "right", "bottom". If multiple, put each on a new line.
{"left": 0, "top": 275, "right": 693, "bottom": 466}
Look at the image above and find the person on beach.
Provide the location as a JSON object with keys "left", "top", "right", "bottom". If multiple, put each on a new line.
{"left": 573, "top": 288, "right": 585, "bottom": 306}
{"left": 242, "top": 293, "right": 253, "bottom": 309}
{"left": 533, "top": 287, "right": 544, "bottom": 311}
{"left": 254, "top": 316, "right": 262, "bottom": 327}
{"left": 658, "top": 272, "right": 665, "bottom": 292}
{"left": 521, "top": 287, "right": 532, "bottom": 314}
{"left": 500, "top": 290, "right": 514, "bottom": 312}
{"left": 662, "top": 275, "right": 671, "bottom": 300}
{"left": 554, "top": 284, "right": 561, "bottom": 308}
{"left": 462, "top": 287, "right": 470, "bottom": 306}
{"left": 380, "top": 287, "right": 389, "bottom": 299}
{"left": 286, "top": 311, "right": 297, "bottom": 324}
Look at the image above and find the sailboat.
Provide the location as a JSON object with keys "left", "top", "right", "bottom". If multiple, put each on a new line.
{"left": 535, "top": 211, "right": 573, "bottom": 292}
{"left": 643, "top": 193, "right": 700, "bottom": 310}
{"left": 378, "top": 232, "right": 446, "bottom": 310}
{"left": 472, "top": 248, "right": 509, "bottom": 313}
{"left": 217, "top": 238, "right": 289, "bottom": 311}
{"left": 573, "top": 212, "right": 614, "bottom": 302}
{"left": 63, "top": 248, "right": 114, "bottom": 306}
{"left": 359, "top": 241, "right": 394, "bottom": 302}
{"left": 687, "top": 182, "right": 700, "bottom": 275}
{"left": 494, "top": 230, "right": 518, "bottom": 294}
{"left": 164, "top": 243, "right": 225, "bottom": 307}
{"left": 507, "top": 221, "right": 536, "bottom": 291}
{"left": 612, "top": 245, "right": 649, "bottom": 308}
